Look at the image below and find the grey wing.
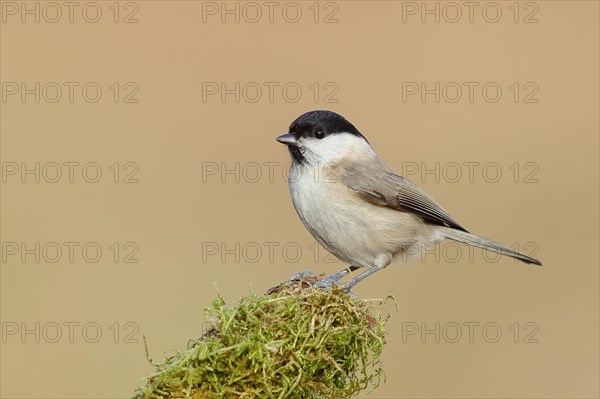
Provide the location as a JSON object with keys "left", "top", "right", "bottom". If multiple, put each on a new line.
{"left": 338, "top": 159, "right": 469, "bottom": 233}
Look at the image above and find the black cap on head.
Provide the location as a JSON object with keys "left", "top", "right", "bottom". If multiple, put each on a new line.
{"left": 288, "top": 110, "right": 368, "bottom": 143}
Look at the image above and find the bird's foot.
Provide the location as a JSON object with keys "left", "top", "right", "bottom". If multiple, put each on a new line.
{"left": 313, "top": 278, "right": 356, "bottom": 297}
{"left": 288, "top": 270, "right": 355, "bottom": 296}
{"left": 289, "top": 270, "right": 318, "bottom": 281}
{"left": 313, "top": 278, "right": 343, "bottom": 289}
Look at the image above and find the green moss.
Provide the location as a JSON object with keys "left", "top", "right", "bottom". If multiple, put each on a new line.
{"left": 133, "top": 276, "right": 393, "bottom": 399}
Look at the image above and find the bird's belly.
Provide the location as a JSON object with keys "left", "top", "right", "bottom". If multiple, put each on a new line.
{"left": 289, "top": 170, "right": 432, "bottom": 267}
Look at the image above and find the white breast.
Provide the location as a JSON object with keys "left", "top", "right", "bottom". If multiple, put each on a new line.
{"left": 288, "top": 162, "right": 433, "bottom": 268}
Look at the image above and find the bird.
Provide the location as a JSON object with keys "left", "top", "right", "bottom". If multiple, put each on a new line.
{"left": 276, "top": 110, "right": 542, "bottom": 290}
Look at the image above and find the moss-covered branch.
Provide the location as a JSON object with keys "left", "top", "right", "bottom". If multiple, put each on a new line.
{"left": 133, "top": 274, "right": 393, "bottom": 399}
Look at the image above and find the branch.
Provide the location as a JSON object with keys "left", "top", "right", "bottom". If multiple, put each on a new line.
{"left": 132, "top": 273, "right": 393, "bottom": 399}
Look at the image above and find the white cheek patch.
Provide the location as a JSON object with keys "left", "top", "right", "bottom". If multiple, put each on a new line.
{"left": 301, "top": 132, "right": 372, "bottom": 164}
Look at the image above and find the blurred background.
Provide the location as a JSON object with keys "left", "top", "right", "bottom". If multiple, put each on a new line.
{"left": 1, "top": 1, "right": 598, "bottom": 398}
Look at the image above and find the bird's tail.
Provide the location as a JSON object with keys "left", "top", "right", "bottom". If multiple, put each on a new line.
{"left": 439, "top": 227, "right": 542, "bottom": 266}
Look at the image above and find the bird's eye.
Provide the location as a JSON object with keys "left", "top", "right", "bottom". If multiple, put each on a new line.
{"left": 315, "top": 129, "right": 325, "bottom": 139}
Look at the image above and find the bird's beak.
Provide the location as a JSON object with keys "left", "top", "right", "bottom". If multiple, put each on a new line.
{"left": 276, "top": 133, "right": 297, "bottom": 146}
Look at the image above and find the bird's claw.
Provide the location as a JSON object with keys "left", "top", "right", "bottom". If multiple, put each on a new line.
{"left": 289, "top": 270, "right": 318, "bottom": 281}
{"left": 313, "top": 278, "right": 356, "bottom": 297}
{"left": 313, "top": 278, "right": 343, "bottom": 290}
{"left": 289, "top": 270, "right": 356, "bottom": 297}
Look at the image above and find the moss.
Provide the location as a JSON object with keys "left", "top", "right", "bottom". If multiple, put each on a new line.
{"left": 133, "top": 275, "right": 394, "bottom": 399}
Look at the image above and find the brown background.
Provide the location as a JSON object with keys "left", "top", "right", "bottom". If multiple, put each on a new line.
{"left": 1, "top": 1, "right": 598, "bottom": 398}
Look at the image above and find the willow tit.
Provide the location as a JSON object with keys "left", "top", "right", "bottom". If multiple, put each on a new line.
{"left": 276, "top": 110, "right": 542, "bottom": 289}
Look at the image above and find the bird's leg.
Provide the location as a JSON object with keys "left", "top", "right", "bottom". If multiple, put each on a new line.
{"left": 321, "top": 265, "right": 361, "bottom": 283}
{"left": 345, "top": 255, "right": 392, "bottom": 290}
{"left": 312, "top": 265, "right": 361, "bottom": 290}
{"left": 345, "top": 265, "right": 383, "bottom": 290}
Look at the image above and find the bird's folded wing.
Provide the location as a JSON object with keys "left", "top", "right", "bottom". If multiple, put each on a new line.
{"left": 338, "top": 159, "right": 469, "bottom": 233}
